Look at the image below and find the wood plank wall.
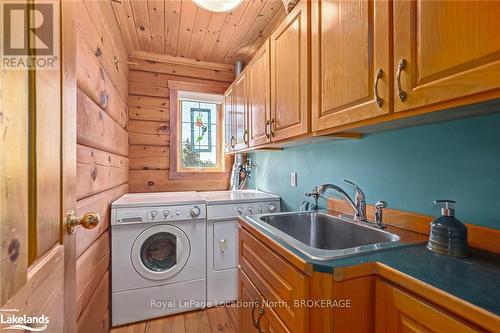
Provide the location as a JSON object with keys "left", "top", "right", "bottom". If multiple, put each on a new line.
{"left": 128, "top": 61, "right": 234, "bottom": 192}
{"left": 74, "top": 2, "right": 129, "bottom": 332}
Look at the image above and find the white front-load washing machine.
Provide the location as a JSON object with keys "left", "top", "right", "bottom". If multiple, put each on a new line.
{"left": 110, "top": 192, "right": 207, "bottom": 327}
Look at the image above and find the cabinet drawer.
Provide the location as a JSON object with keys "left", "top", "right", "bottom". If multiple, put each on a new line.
{"left": 239, "top": 227, "right": 308, "bottom": 332}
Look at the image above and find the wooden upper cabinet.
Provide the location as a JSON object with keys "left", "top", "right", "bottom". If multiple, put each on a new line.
{"left": 232, "top": 72, "right": 249, "bottom": 150}
{"left": 224, "top": 87, "right": 234, "bottom": 152}
{"left": 311, "top": 0, "right": 391, "bottom": 132}
{"left": 270, "top": 0, "right": 310, "bottom": 142}
{"left": 393, "top": 0, "right": 500, "bottom": 113}
{"left": 248, "top": 41, "right": 271, "bottom": 147}
{"left": 375, "top": 279, "right": 480, "bottom": 333}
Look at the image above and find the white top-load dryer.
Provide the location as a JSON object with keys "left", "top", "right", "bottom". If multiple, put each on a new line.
{"left": 201, "top": 190, "right": 280, "bottom": 306}
{"left": 110, "top": 192, "right": 207, "bottom": 327}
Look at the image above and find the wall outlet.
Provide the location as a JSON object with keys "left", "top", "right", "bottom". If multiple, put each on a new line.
{"left": 290, "top": 172, "right": 297, "bottom": 187}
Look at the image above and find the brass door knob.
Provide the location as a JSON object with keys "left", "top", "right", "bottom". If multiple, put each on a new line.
{"left": 66, "top": 210, "right": 100, "bottom": 234}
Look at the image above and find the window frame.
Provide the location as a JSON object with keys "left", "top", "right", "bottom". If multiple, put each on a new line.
{"left": 169, "top": 81, "right": 230, "bottom": 180}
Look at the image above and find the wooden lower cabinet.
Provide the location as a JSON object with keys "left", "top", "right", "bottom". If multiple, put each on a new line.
{"left": 238, "top": 224, "right": 492, "bottom": 333}
{"left": 375, "top": 279, "right": 483, "bottom": 333}
{"left": 238, "top": 268, "right": 261, "bottom": 333}
{"left": 239, "top": 228, "right": 308, "bottom": 332}
{"left": 238, "top": 268, "right": 291, "bottom": 333}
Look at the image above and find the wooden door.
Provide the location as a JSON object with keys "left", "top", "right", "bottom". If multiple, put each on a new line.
{"left": 393, "top": 0, "right": 500, "bottom": 113}
{"left": 270, "top": 0, "right": 310, "bottom": 141}
{"left": 311, "top": 0, "right": 391, "bottom": 131}
{"left": 238, "top": 268, "right": 261, "bottom": 333}
{"left": 0, "top": 1, "right": 95, "bottom": 332}
{"left": 375, "top": 279, "right": 480, "bottom": 333}
{"left": 232, "top": 72, "right": 248, "bottom": 150}
{"left": 248, "top": 41, "right": 271, "bottom": 147}
{"left": 224, "top": 87, "right": 234, "bottom": 152}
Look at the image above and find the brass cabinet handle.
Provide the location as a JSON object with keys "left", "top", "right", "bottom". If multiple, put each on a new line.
{"left": 251, "top": 298, "right": 260, "bottom": 328}
{"left": 66, "top": 210, "right": 100, "bottom": 234}
{"left": 374, "top": 68, "right": 384, "bottom": 108}
{"left": 265, "top": 120, "right": 270, "bottom": 139}
{"left": 256, "top": 307, "right": 265, "bottom": 333}
{"left": 270, "top": 119, "right": 275, "bottom": 137}
{"left": 230, "top": 135, "right": 236, "bottom": 149}
{"left": 243, "top": 130, "right": 249, "bottom": 145}
{"left": 396, "top": 58, "right": 408, "bottom": 102}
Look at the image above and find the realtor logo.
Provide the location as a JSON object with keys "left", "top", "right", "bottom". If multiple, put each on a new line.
{"left": 1, "top": 1, "right": 58, "bottom": 69}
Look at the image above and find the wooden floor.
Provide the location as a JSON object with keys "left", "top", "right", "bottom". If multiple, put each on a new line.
{"left": 110, "top": 306, "right": 237, "bottom": 333}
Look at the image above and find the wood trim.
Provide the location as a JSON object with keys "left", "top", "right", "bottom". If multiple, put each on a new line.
{"left": 168, "top": 81, "right": 231, "bottom": 181}
{"left": 327, "top": 198, "right": 500, "bottom": 254}
{"left": 131, "top": 50, "right": 235, "bottom": 73}
{"left": 61, "top": 0, "right": 78, "bottom": 331}
{"left": 131, "top": 57, "right": 235, "bottom": 83}
{"left": 313, "top": 88, "right": 500, "bottom": 136}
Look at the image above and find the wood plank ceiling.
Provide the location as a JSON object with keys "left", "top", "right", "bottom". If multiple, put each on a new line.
{"left": 111, "top": 0, "right": 286, "bottom": 64}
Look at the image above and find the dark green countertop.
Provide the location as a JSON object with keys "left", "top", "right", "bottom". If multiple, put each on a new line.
{"left": 243, "top": 218, "right": 500, "bottom": 317}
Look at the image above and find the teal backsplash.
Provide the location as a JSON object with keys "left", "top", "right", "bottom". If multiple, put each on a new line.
{"left": 249, "top": 113, "right": 500, "bottom": 229}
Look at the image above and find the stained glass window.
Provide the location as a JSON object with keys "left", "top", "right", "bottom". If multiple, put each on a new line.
{"left": 180, "top": 100, "right": 219, "bottom": 169}
{"left": 190, "top": 108, "right": 212, "bottom": 152}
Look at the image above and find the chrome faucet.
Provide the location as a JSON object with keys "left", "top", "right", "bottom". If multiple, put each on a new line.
{"left": 317, "top": 179, "right": 367, "bottom": 222}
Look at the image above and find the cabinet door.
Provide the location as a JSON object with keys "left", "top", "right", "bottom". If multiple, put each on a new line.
{"left": 224, "top": 88, "right": 234, "bottom": 152}
{"left": 239, "top": 227, "right": 308, "bottom": 332}
{"left": 260, "top": 307, "right": 291, "bottom": 333}
{"left": 393, "top": 1, "right": 500, "bottom": 113}
{"left": 213, "top": 220, "right": 238, "bottom": 271}
{"left": 248, "top": 41, "right": 271, "bottom": 147}
{"left": 238, "top": 268, "right": 261, "bottom": 333}
{"left": 233, "top": 72, "right": 248, "bottom": 150}
{"left": 375, "top": 279, "right": 480, "bottom": 333}
{"left": 270, "top": 1, "right": 309, "bottom": 141}
{"left": 311, "top": 0, "right": 391, "bottom": 131}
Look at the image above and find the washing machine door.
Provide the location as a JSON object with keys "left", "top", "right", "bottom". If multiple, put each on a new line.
{"left": 131, "top": 224, "right": 190, "bottom": 280}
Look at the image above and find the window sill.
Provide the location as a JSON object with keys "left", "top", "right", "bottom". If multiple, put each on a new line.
{"left": 169, "top": 170, "right": 230, "bottom": 181}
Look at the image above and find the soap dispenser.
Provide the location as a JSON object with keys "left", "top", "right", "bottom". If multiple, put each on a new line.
{"left": 427, "top": 200, "right": 468, "bottom": 257}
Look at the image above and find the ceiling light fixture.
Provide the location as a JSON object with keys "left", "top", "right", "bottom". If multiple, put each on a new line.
{"left": 192, "top": 0, "right": 244, "bottom": 13}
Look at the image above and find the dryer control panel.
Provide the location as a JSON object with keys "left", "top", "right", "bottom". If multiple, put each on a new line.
{"left": 207, "top": 200, "right": 281, "bottom": 220}
{"left": 111, "top": 204, "right": 207, "bottom": 225}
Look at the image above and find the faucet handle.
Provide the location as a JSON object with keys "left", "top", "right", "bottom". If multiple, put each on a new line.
{"left": 374, "top": 201, "right": 387, "bottom": 229}
{"left": 305, "top": 187, "right": 320, "bottom": 210}
{"left": 305, "top": 186, "right": 320, "bottom": 198}
{"left": 343, "top": 179, "right": 366, "bottom": 201}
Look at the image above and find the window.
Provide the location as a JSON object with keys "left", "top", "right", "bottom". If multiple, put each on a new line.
{"left": 177, "top": 91, "right": 224, "bottom": 172}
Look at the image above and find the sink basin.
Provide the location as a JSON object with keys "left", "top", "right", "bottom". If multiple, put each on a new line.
{"left": 244, "top": 211, "right": 402, "bottom": 260}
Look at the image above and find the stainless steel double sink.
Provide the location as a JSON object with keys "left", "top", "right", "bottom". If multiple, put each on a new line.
{"left": 243, "top": 211, "right": 404, "bottom": 261}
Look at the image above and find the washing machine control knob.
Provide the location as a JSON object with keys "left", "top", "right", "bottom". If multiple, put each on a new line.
{"left": 247, "top": 206, "right": 254, "bottom": 214}
{"left": 237, "top": 207, "right": 243, "bottom": 215}
{"left": 162, "top": 210, "right": 170, "bottom": 218}
{"left": 258, "top": 206, "right": 264, "bottom": 213}
{"left": 190, "top": 206, "right": 201, "bottom": 218}
{"left": 268, "top": 203, "right": 277, "bottom": 213}
{"left": 150, "top": 210, "right": 158, "bottom": 219}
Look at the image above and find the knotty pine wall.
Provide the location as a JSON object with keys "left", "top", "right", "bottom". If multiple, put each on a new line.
{"left": 127, "top": 62, "right": 233, "bottom": 192}
{"left": 74, "top": 1, "right": 129, "bottom": 332}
